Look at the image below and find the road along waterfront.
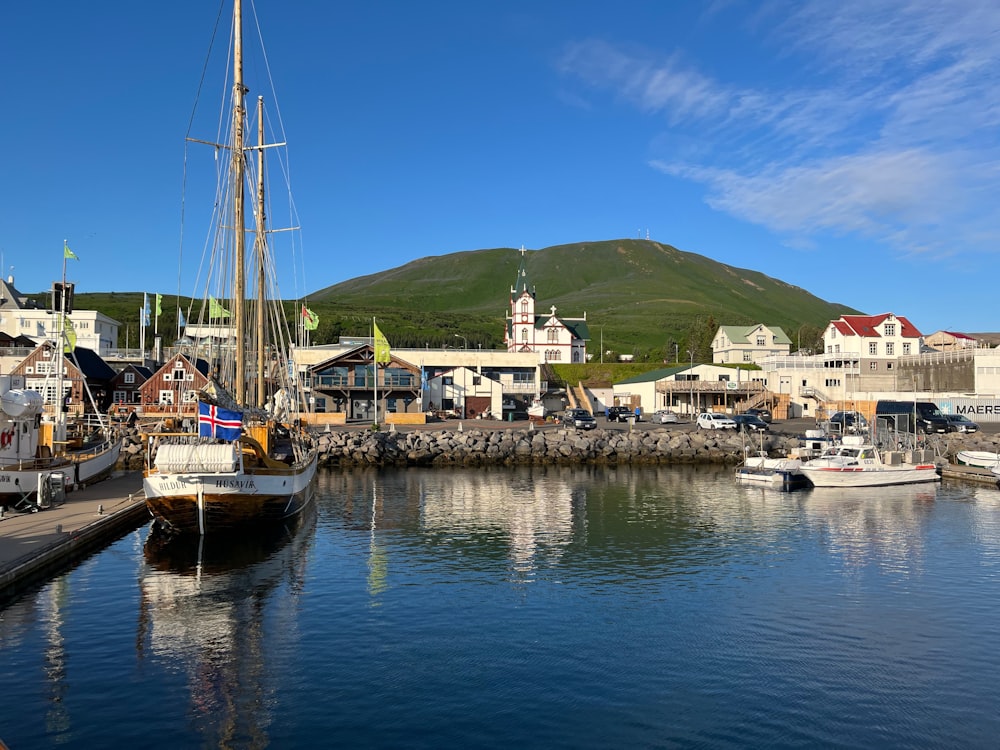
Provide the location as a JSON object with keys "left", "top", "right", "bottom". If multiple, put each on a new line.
{"left": 2, "top": 464, "right": 1000, "bottom": 748}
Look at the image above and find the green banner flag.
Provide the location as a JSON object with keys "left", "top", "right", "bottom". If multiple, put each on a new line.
{"left": 63, "top": 315, "right": 77, "bottom": 353}
{"left": 209, "top": 296, "right": 230, "bottom": 318}
{"left": 64, "top": 243, "right": 78, "bottom": 260}
{"left": 374, "top": 322, "right": 391, "bottom": 364}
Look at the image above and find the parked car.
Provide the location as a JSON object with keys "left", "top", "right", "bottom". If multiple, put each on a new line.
{"left": 651, "top": 410, "right": 679, "bottom": 424}
{"left": 875, "top": 400, "right": 950, "bottom": 435}
{"left": 697, "top": 412, "right": 738, "bottom": 430}
{"left": 732, "top": 414, "right": 770, "bottom": 433}
{"left": 943, "top": 413, "right": 979, "bottom": 433}
{"left": 606, "top": 406, "right": 636, "bottom": 422}
{"left": 567, "top": 408, "right": 597, "bottom": 430}
{"left": 827, "top": 411, "right": 868, "bottom": 434}
{"left": 744, "top": 408, "right": 772, "bottom": 423}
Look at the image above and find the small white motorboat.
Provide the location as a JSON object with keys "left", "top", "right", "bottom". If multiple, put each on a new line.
{"left": 955, "top": 450, "right": 1000, "bottom": 468}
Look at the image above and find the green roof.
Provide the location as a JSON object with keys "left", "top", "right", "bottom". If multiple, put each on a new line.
{"left": 719, "top": 324, "right": 791, "bottom": 345}
{"left": 615, "top": 366, "right": 687, "bottom": 385}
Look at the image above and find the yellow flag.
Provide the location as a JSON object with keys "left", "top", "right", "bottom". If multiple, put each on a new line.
{"left": 374, "top": 322, "right": 391, "bottom": 364}
{"left": 63, "top": 315, "right": 77, "bottom": 353}
{"left": 209, "top": 296, "right": 230, "bottom": 318}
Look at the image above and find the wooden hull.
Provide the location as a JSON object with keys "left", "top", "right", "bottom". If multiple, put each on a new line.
{"left": 143, "top": 453, "right": 318, "bottom": 535}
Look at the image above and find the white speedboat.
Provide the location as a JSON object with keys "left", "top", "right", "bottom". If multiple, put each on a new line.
{"left": 956, "top": 450, "right": 1000, "bottom": 468}
{"left": 798, "top": 436, "right": 940, "bottom": 488}
{"left": 735, "top": 453, "right": 808, "bottom": 490}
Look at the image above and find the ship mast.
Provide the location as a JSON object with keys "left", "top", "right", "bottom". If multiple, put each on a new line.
{"left": 255, "top": 95, "right": 267, "bottom": 408}
{"left": 232, "top": 0, "right": 247, "bottom": 405}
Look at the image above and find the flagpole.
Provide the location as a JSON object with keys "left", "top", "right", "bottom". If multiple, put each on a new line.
{"left": 56, "top": 241, "right": 69, "bottom": 446}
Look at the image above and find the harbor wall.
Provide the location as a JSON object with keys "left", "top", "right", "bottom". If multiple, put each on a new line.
{"left": 116, "top": 426, "right": 1000, "bottom": 469}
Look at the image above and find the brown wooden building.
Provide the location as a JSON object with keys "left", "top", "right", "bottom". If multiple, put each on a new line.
{"left": 11, "top": 342, "right": 116, "bottom": 415}
{"left": 307, "top": 344, "right": 421, "bottom": 421}
{"left": 138, "top": 354, "right": 211, "bottom": 415}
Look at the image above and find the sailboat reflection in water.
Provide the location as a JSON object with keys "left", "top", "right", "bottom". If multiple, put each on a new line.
{"left": 137, "top": 506, "right": 316, "bottom": 744}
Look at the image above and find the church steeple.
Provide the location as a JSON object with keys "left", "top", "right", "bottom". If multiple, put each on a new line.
{"left": 511, "top": 245, "right": 534, "bottom": 299}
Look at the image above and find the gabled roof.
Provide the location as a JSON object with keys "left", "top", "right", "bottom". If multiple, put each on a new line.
{"left": 941, "top": 331, "right": 976, "bottom": 341}
{"left": 64, "top": 346, "right": 116, "bottom": 381}
{"left": 835, "top": 313, "right": 921, "bottom": 338}
{"left": 718, "top": 324, "right": 791, "bottom": 346}
{"left": 159, "top": 353, "right": 211, "bottom": 377}
{"left": 615, "top": 366, "right": 686, "bottom": 385}
{"left": 0, "top": 276, "right": 42, "bottom": 312}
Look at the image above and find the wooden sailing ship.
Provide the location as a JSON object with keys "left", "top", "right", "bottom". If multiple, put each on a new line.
{"left": 142, "top": 0, "right": 317, "bottom": 534}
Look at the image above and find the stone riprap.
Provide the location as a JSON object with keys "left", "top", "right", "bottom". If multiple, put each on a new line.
{"left": 114, "top": 424, "right": 1000, "bottom": 470}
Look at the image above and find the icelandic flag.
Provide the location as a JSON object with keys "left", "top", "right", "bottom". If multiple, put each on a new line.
{"left": 198, "top": 401, "right": 243, "bottom": 441}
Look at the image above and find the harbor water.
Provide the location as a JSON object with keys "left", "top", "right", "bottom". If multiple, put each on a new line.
{"left": 2, "top": 465, "right": 1000, "bottom": 748}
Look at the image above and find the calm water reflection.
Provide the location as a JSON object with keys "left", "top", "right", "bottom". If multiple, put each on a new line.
{"left": 2, "top": 465, "right": 1000, "bottom": 748}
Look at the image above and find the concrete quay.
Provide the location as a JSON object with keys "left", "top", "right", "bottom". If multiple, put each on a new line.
{"left": 0, "top": 472, "right": 148, "bottom": 601}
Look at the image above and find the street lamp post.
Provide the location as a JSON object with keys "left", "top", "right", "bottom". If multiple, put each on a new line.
{"left": 687, "top": 349, "right": 695, "bottom": 417}
{"left": 454, "top": 334, "right": 468, "bottom": 350}
{"left": 673, "top": 343, "right": 679, "bottom": 363}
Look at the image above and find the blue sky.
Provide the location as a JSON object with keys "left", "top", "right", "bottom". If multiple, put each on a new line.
{"left": 3, "top": 0, "right": 999, "bottom": 333}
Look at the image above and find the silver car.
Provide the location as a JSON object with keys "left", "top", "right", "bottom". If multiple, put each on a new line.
{"left": 651, "top": 410, "right": 679, "bottom": 424}
{"left": 944, "top": 413, "right": 979, "bottom": 433}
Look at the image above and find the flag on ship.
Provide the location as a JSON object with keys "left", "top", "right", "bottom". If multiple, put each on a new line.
{"left": 198, "top": 401, "right": 243, "bottom": 441}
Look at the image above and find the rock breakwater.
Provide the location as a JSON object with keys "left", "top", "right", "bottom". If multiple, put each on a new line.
{"left": 116, "top": 423, "right": 1000, "bottom": 471}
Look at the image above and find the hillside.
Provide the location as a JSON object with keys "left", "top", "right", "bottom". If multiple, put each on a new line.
{"left": 56, "top": 239, "right": 859, "bottom": 360}
{"left": 307, "top": 239, "right": 858, "bottom": 358}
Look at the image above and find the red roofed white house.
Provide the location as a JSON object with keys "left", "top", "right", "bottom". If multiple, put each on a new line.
{"left": 824, "top": 313, "right": 922, "bottom": 360}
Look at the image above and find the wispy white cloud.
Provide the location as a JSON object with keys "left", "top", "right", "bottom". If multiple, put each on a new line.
{"left": 558, "top": 0, "right": 1000, "bottom": 259}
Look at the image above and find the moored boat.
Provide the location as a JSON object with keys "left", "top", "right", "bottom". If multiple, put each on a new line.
{"left": 0, "top": 378, "right": 120, "bottom": 511}
{"left": 142, "top": 0, "right": 317, "bottom": 534}
{"left": 956, "top": 450, "right": 1000, "bottom": 468}
{"left": 798, "top": 435, "right": 940, "bottom": 488}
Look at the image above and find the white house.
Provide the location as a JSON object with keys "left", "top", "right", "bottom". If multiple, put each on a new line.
{"left": 613, "top": 363, "right": 762, "bottom": 417}
{"left": 0, "top": 275, "right": 120, "bottom": 356}
{"left": 712, "top": 324, "right": 791, "bottom": 364}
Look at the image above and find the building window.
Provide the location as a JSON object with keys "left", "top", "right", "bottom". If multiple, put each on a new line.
{"left": 124, "top": 372, "right": 135, "bottom": 384}
{"left": 884, "top": 323, "right": 895, "bottom": 336}
{"left": 903, "top": 343, "right": 911, "bottom": 355}
{"left": 743, "top": 351, "right": 753, "bottom": 362}
{"left": 825, "top": 378, "right": 841, "bottom": 387}
{"left": 520, "top": 327, "right": 528, "bottom": 342}
{"left": 868, "top": 342, "right": 878, "bottom": 355}
{"left": 520, "top": 299, "right": 528, "bottom": 314}
{"left": 158, "top": 390, "right": 175, "bottom": 405}
{"left": 547, "top": 328, "right": 558, "bottom": 343}
{"left": 885, "top": 342, "right": 894, "bottom": 356}
{"left": 869, "top": 362, "right": 878, "bottom": 370}
{"left": 756, "top": 336, "right": 765, "bottom": 346}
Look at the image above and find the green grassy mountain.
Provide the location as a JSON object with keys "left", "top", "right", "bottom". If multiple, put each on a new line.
{"left": 307, "top": 239, "right": 858, "bottom": 360}
{"left": 56, "top": 239, "right": 858, "bottom": 361}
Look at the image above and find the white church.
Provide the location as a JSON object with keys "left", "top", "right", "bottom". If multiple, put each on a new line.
{"left": 503, "top": 247, "right": 590, "bottom": 364}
